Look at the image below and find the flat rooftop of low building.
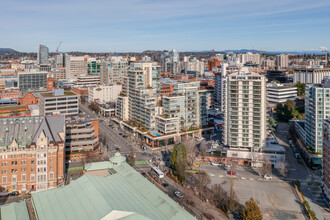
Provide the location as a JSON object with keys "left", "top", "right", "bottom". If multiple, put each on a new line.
{"left": 263, "top": 144, "right": 285, "bottom": 153}
{"left": 39, "top": 91, "right": 76, "bottom": 97}
{"left": 0, "top": 105, "right": 26, "bottom": 111}
{"left": 267, "top": 86, "right": 297, "bottom": 90}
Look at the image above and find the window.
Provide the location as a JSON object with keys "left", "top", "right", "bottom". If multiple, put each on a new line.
{"left": 50, "top": 166, "right": 53, "bottom": 170}
{"left": 30, "top": 175, "right": 35, "bottom": 181}
{"left": 31, "top": 160, "right": 35, "bottom": 164}
{"left": 12, "top": 176, "right": 17, "bottom": 183}
{"left": 49, "top": 173, "right": 54, "bottom": 179}
{"left": 2, "top": 176, "right": 6, "bottom": 184}
{"left": 22, "top": 174, "right": 26, "bottom": 181}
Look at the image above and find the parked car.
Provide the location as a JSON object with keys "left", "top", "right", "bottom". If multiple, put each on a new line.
{"left": 227, "top": 171, "right": 237, "bottom": 176}
{"left": 297, "top": 158, "right": 303, "bottom": 164}
{"left": 9, "top": 191, "right": 19, "bottom": 197}
{"left": 225, "top": 164, "right": 232, "bottom": 169}
{"left": 119, "top": 133, "right": 123, "bottom": 136}
{"left": 196, "top": 137, "right": 204, "bottom": 142}
{"left": 174, "top": 191, "right": 184, "bottom": 198}
{"left": 295, "top": 153, "right": 300, "bottom": 159}
{"left": 162, "top": 183, "right": 169, "bottom": 188}
{"left": 141, "top": 172, "right": 147, "bottom": 178}
{"left": 263, "top": 174, "right": 272, "bottom": 180}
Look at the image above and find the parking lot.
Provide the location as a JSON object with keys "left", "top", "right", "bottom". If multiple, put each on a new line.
{"left": 197, "top": 164, "right": 305, "bottom": 219}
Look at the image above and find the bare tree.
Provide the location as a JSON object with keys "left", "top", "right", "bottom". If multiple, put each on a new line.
{"left": 128, "top": 149, "right": 135, "bottom": 167}
{"left": 278, "top": 160, "right": 288, "bottom": 179}
{"left": 182, "top": 136, "right": 198, "bottom": 167}
{"left": 200, "top": 142, "right": 208, "bottom": 159}
{"left": 195, "top": 170, "right": 211, "bottom": 199}
{"left": 260, "top": 156, "right": 272, "bottom": 176}
{"left": 211, "top": 184, "right": 228, "bottom": 209}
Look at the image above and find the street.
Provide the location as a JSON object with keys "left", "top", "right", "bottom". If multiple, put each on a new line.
{"left": 275, "top": 122, "right": 330, "bottom": 220}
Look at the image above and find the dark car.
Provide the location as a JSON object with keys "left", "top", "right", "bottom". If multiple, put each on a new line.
{"left": 119, "top": 133, "right": 123, "bottom": 136}
{"left": 162, "top": 183, "right": 169, "bottom": 188}
{"left": 9, "top": 191, "right": 19, "bottom": 197}
{"left": 141, "top": 172, "right": 147, "bottom": 177}
{"left": 297, "top": 158, "right": 303, "bottom": 164}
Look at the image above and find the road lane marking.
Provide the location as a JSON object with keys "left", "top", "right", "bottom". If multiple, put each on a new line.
{"left": 257, "top": 191, "right": 262, "bottom": 206}
{"left": 264, "top": 191, "right": 270, "bottom": 205}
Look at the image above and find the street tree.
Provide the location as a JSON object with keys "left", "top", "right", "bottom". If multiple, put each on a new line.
{"left": 170, "top": 144, "right": 187, "bottom": 183}
{"left": 295, "top": 82, "right": 305, "bottom": 96}
{"left": 268, "top": 116, "right": 277, "bottom": 132}
{"left": 182, "top": 136, "right": 198, "bottom": 167}
{"left": 195, "top": 170, "right": 211, "bottom": 198}
{"left": 128, "top": 149, "right": 135, "bottom": 167}
{"left": 278, "top": 160, "right": 288, "bottom": 179}
{"left": 260, "top": 156, "right": 272, "bottom": 176}
{"left": 241, "top": 198, "right": 263, "bottom": 220}
{"left": 275, "top": 103, "right": 293, "bottom": 122}
{"left": 211, "top": 184, "right": 228, "bottom": 210}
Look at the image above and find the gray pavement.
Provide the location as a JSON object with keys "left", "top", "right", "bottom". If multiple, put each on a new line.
{"left": 275, "top": 122, "right": 329, "bottom": 219}
{"left": 196, "top": 163, "right": 305, "bottom": 219}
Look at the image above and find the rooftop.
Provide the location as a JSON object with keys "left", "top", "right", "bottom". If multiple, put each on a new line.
{"left": 23, "top": 154, "right": 195, "bottom": 220}
{"left": 40, "top": 91, "right": 77, "bottom": 97}
{"left": 0, "top": 115, "right": 64, "bottom": 149}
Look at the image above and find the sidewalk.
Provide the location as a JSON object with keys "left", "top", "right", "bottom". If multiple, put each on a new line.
{"left": 301, "top": 183, "right": 325, "bottom": 220}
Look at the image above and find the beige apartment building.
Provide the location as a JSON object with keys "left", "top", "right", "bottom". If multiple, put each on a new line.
{"left": 223, "top": 73, "right": 267, "bottom": 151}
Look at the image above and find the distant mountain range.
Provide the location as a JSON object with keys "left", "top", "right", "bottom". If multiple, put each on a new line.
{"left": 0, "top": 47, "right": 326, "bottom": 55}
{"left": 0, "top": 48, "right": 19, "bottom": 53}
{"left": 199, "top": 49, "right": 326, "bottom": 55}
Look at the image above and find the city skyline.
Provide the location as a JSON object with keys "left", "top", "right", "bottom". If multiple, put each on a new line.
{"left": 1, "top": 0, "right": 330, "bottom": 52}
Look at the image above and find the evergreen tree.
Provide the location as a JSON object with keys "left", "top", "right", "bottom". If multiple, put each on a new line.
{"left": 241, "top": 198, "right": 262, "bottom": 220}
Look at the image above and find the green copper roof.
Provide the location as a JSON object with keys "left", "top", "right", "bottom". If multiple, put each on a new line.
{"left": 0, "top": 201, "right": 29, "bottom": 220}
{"left": 32, "top": 160, "right": 195, "bottom": 220}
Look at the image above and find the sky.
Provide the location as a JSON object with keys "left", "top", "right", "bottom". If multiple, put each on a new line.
{"left": 1, "top": 0, "right": 330, "bottom": 52}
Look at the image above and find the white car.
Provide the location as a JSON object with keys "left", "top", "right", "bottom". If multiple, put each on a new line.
{"left": 174, "top": 191, "right": 184, "bottom": 198}
{"left": 196, "top": 137, "right": 204, "bottom": 142}
{"left": 211, "top": 162, "right": 221, "bottom": 166}
{"left": 225, "top": 164, "right": 232, "bottom": 169}
{"left": 264, "top": 174, "right": 272, "bottom": 180}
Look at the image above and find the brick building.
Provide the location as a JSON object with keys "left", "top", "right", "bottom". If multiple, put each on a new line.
{"left": 208, "top": 58, "right": 221, "bottom": 71}
{"left": 160, "top": 84, "right": 174, "bottom": 96}
{"left": 47, "top": 77, "right": 55, "bottom": 91}
{"left": 0, "top": 90, "right": 22, "bottom": 100}
{"left": 19, "top": 92, "right": 39, "bottom": 106}
{"left": 0, "top": 116, "right": 65, "bottom": 193}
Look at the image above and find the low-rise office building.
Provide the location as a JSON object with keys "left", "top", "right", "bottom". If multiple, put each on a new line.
{"left": 74, "top": 75, "right": 100, "bottom": 87}
{"left": 39, "top": 89, "right": 78, "bottom": 116}
{"left": 18, "top": 71, "right": 48, "bottom": 90}
{"left": 294, "top": 68, "right": 330, "bottom": 84}
{"left": 267, "top": 83, "right": 297, "bottom": 103}
{"left": 88, "top": 85, "right": 122, "bottom": 103}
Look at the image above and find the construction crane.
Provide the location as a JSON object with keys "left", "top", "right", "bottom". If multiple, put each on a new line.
{"left": 56, "top": 41, "right": 62, "bottom": 55}
{"left": 321, "top": 46, "right": 328, "bottom": 66}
